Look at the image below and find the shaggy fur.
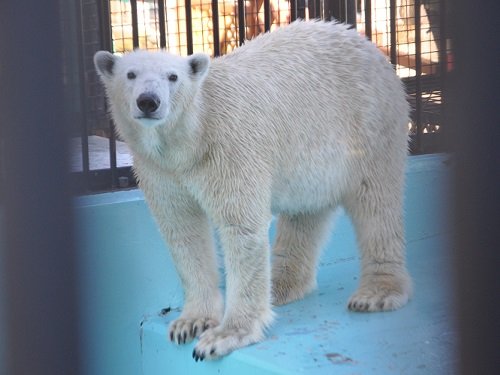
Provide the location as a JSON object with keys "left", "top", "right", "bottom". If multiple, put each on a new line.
{"left": 94, "top": 20, "right": 412, "bottom": 360}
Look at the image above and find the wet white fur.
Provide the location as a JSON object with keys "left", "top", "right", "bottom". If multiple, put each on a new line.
{"left": 95, "top": 20, "right": 412, "bottom": 360}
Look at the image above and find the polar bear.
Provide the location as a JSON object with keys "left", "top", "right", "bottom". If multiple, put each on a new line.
{"left": 94, "top": 20, "right": 412, "bottom": 361}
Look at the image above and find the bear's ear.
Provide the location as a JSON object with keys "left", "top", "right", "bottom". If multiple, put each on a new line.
{"left": 187, "top": 53, "right": 210, "bottom": 80}
{"left": 94, "top": 51, "right": 117, "bottom": 80}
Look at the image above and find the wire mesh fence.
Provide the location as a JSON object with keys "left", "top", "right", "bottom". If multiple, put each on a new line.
{"left": 72, "top": 0, "right": 449, "bottom": 193}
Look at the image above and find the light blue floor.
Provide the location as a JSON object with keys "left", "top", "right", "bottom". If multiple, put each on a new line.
{"left": 62, "top": 154, "right": 454, "bottom": 375}
{"left": 141, "top": 231, "right": 456, "bottom": 374}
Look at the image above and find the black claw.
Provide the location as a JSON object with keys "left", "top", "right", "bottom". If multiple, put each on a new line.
{"left": 177, "top": 333, "right": 182, "bottom": 345}
{"left": 210, "top": 348, "right": 216, "bottom": 355}
{"left": 169, "top": 331, "right": 174, "bottom": 341}
{"left": 192, "top": 325, "right": 198, "bottom": 337}
{"left": 203, "top": 322, "right": 210, "bottom": 331}
{"left": 182, "top": 331, "right": 187, "bottom": 344}
{"left": 193, "top": 351, "right": 205, "bottom": 362}
{"left": 193, "top": 349, "right": 204, "bottom": 362}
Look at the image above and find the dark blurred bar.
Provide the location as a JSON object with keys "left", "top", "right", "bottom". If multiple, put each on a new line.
{"left": 448, "top": 0, "right": 500, "bottom": 374}
{"left": 0, "top": 1, "right": 81, "bottom": 374}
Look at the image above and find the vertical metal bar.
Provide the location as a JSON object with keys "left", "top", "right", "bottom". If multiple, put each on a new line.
{"left": 414, "top": 0, "right": 422, "bottom": 152}
{"left": 97, "top": 0, "right": 113, "bottom": 52}
{"left": 97, "top": 0, "right": 118, "bottom": 189}
{"left": 158, "top": 0, "right": 167, "bottom": 48}
{"left": 108, "top": 1, "right": 118, "bottom": 187}
{"left": 237, "top": 0, "right": 246, "bottom": 45}
{"left": 309, "top": 0, "right": 316, "bottom": 19}
{"left": 290, "top": 0, "right": 298, "bottom": 21}
{"left": 297, "top": 0, "right": 307, "bottom": 20}
{"left": 77, "top": 0, "right": 90, "bottom": 191}
{"left": 364, "top": 0, "right": 372, "bottom": 40}
{"left": 212, "top": 0, "right": 220, "bottom": 56}
{"left": 79, "top": 117, "right": 91, "bottom": 187}
{"left": 322, "top": 0, "right": 333, "bottom": 21}
{"left": 0, "top": 1, "right": 80, "bottom": 374}
{"left": 389, "top": 0, "right": 397, "bottom": 65}
{"left": 264, "top": 0, "right": 271, "bottom": 31}
{"left": 438, "top": 0, "right": 447, "bottom": 142}
{"left": 346, "top": 0, "right": 357, "bottom": 26}
{"left": 185, "top": 0, "right": 194, "bottom": 54}
{"left": 439, "top": 0, "right": 447, "bottom": 73}
{"left": 109, "top": 124, "right": 118, "bottom": 188}
{"left": 130, "top": 0, "right": 140, "bottom": 48}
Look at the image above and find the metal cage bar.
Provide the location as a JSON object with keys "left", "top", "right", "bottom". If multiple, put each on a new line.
{"left": 389, "top": 0, "right": 397, "bottom": 65}
{"left": 364, "top": 0, "right": 372, "bottom": 40}
{"left": 130, "top": 0, "right": 140, "bottom": 48}
{"left": 185, "top": 0, "right": 194, "bottom": 55}
{"left": 264, "top": 0, "right": 272, "bottom": 31}
{"left": 237, "top": 0, "right": 246, "bottom": 45}
{"left": 414, "top": 0, "right": 423, "bottom": 152}
{"left": 211, "top": 0, "right": 220, "bottom": 56}
{"left": 290, "top": 0, "right": 298, "bottom": 21}
{"left": 158, "top": 0, "right": 167, "bottom": 48}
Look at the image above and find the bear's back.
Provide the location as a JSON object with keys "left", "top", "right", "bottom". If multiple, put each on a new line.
{"left": 198, "top": 20, "right": 408, "bottom": 164}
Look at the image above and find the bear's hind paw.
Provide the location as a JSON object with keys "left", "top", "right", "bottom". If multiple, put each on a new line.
{"left": 348, "top": 273, "right": 412, "bottom": 312}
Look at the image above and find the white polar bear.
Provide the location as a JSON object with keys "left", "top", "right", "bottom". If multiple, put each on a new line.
{"left": 94, "top": 20, "right": 412, "bottom": 361}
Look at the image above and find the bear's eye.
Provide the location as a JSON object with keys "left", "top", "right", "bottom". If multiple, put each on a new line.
{"left": 127, "top": 71, "right": 136, "bottom": 80}
{"left": 168, "top": 74, "right": 178, "bottom": 82}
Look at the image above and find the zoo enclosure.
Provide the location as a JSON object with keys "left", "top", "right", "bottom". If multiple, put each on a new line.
{"left": 73, "top": 0, "right": 449, "bottom": 192}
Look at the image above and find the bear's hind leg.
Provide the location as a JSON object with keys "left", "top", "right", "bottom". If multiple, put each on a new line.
{"left": 344, "top": 176, "right": 412, "bottom": 312}
{"left": 271, "top": 210, "right": 332, "bottom": 306}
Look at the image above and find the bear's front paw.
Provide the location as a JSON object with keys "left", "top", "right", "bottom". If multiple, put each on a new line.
{"left": 348, "top": 272, "right": 412, "bottom": 312}
{"left": 192, "top": 324, "right": 264, "bottom": 361}
{"left": 169, "top": 317, "right": 219, "bottom": 345}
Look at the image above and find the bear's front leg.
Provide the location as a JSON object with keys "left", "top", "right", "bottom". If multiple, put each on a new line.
{"left": 192, "top": 223, "right": 274, "bottom": 361}
{"left": 163, "top": 205, "right": 224, "bottom": 345}
{"left": 139, "top": 175, "right": 224, "bottom": 345}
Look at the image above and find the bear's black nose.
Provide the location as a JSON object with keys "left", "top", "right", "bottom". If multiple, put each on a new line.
{"left": 136, "top": 93, "right": 160, "bottom": 115}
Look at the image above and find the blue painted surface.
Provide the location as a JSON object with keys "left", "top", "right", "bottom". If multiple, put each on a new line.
{"left": 68, "top": 154, "right": 452, "bottom": 374}
{"left": 75, "top": 191, "right": 183, "bottom": 375}
{"left": 142, "top": 234, "right": 456, "bottom": 374}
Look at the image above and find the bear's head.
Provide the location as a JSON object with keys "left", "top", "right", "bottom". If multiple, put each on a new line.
{"left": 94, "top": 50, "right": 210, "bottom": 129}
